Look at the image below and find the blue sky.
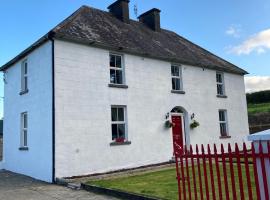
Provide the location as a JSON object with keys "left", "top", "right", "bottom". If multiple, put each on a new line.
{"left": 0, "top": 0, "right": 270, "bottom": 117}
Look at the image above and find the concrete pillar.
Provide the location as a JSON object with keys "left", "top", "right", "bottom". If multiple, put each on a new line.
{"left": 248, "top": 129, "right": 270, "bottom": 200}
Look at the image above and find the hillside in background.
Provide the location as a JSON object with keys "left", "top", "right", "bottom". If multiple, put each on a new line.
{"left": 247, "top": 90, "right": 270, "bottom": 134}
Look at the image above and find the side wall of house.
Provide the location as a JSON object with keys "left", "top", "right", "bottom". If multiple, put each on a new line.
{"left": 54, "top": 40, "right": 249, "bottom": 178}
{"left": 3, "top": 41, "right": 53, "bottom": 182}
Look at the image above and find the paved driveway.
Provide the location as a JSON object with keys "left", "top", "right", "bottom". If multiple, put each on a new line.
{"left": 0, "top": 170, "right": 118, "bottom": 200}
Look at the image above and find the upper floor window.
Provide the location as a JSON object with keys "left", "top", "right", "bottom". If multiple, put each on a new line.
{"left": 171, "top": 65, "right": 183, "bottom": 91}
{"left": 111, "top": 106, "right": 127, "bottom": 142}
{"left": 20, "top": 112, "right": 28, "bottom": 148}
{"left": 110, "top": 54, "right": 124, "bottom": 85}
{"left": 21, "top": 60, "right": 28, "bottom": 93}
{"left": 219, "top": 110, "right": 229, "bottom": 137}
{"left": 216, "top": 72, "right": 225, "bottom": 95}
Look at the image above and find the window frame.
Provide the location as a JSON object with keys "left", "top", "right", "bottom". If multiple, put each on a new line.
{"left": 20, "top": 112, "right": 28, "bottom": 148}
{"left": 171, "top": 64, "right": 183, "bottom": 91}
{"left": 109, "top": 53, "right": 125, "bottom": 85}
{"left": 216, "top": 72, "right": 225, "bottom": 96}
{"left": 111, "top": 106, "right": 127, "bottom": 142}
{"left": 21, "top": 59, "right": 28, "bottom": 93}
{"left": 218, "top": 110, "right": 229, "bottom": 137}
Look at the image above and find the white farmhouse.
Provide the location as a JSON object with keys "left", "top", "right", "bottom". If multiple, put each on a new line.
{"left": 0, "top": 0, "right": 249, "bottom": 182}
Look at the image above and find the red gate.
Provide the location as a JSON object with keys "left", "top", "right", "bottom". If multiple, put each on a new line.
{"left": 174, "top": 142, "right": 270, "bottom": 200}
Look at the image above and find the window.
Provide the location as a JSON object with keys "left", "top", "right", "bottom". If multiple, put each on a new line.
{"left": 171, "top": 65, "right": 182, "bottom": 91}
{"left": 21, "top": 112, "right": 28, "bottom": 147}
{"left": 21, "top": 60, "right": 28, "bottom": 92}
{"left": 110, "top": 54, "right": 124, "bottom": 84}
{"left": 219, "top": 110, "right": 228, "bottom": 137}
{"left": 216, "top": 72, "right": 225, "bottom": 95}
{"left": 111, "top": 106, "right": 126, "bottom": 142}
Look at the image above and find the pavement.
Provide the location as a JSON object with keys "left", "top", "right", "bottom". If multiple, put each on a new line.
{"left": 0, "top": 170, "right": 118, "bottom": 200}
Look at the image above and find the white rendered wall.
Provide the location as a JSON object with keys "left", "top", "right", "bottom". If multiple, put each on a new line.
{"left": 54, "top": 40, "right": 249, "bottom": 178}
{"left": 3, "top": 41, "right": 53, "bottom": 182}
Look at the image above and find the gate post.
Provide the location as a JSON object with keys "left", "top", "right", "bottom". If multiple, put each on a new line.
{"left": 248, "top": 129, "right": 270, "bottom": 200}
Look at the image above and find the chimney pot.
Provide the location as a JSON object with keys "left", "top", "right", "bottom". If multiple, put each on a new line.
{"left": 138, "top": 8, "right": 161, "bottom": 32}
{"left": 108, "top": 0, "right": 130, "bottom": 23}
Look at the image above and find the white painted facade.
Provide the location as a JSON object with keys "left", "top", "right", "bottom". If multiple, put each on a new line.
{"left": 2, "top": 41, "right": 53, "bottom": 182}
{"left": 54, "top": 40, "right": 249, "bottom": 178}
{"left": 1, "top": 38, "right": 249, "bottom": 182}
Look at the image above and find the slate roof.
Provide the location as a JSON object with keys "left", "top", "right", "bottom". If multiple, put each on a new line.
{"left": 0, "top": 5, "right": 247, "bottom": 74}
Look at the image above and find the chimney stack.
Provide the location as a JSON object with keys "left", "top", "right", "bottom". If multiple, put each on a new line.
{"left": 108, "top": 0, "right": 130, "bottom": 23}
{"left": 138, "top": 8, "right": 161, "bottom": 32}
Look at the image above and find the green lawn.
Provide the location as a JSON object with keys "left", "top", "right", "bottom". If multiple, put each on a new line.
{"left": 87, "top": 164, "right": 257, "bottom": 200}
{"left": 248, "top": 102, "right": 270, "bottom": 114}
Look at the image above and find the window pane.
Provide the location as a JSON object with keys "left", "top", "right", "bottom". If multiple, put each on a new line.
{"left": 117, "top": 108, "right": 124, "bottom": 121}
{"left": 23, "top": 114, "right": 27, "bottom": 128}
{"left": 112, "top": 124, "right": 117, "bottom": 140}
{"left": 116, "top": 70, "right": 123, "bottom": 84}
{"left": 110, "top": 69, "right": 116, "bottom": 83}
{"left": 175, "top": 78, "right": 180, "bottom": 90}
{"left": 172, "top": 78, "right": 176, "bottom": 90}
{"left": 220, "top": 123, "right": 227, "bottom": 136}
{"left": 171, "top": 66, "right": 179, "bottom": 76}
{"left": 110, "top": 55, "right": 115, "bottom": 67}
{"left": 24, "top": 62, "right": 28, "bottom": 74}
{"left": 217, "top": 84, "right": 223, "bottom": 95}
{"left": 118, "top": 124, "right": 125, "bottom": 139}
{"left": 111, "top": 108, "right": 117, "bottom": 121}
{"left": 171, "top": 66, "right": 175, "bottom": 76}
{"left": 24, "top": 77, "right": 28, "bottom": 91}
{"left": 23, "top": 130, "right": 27, "bottom": 146}
{"left": 219, "top": 111, "right": 225, "bottom": 121}
{"left": 175, "top": 66, "right": 179, "bottom": 76}
{"left": 115, "top": 56, "right": 122, "bottom": 68}
{"left": 216, "top": 73, "right": 222, "bottom": 83}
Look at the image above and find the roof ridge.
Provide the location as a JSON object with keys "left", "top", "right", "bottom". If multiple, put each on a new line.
{"left": 52, "top": 6, "right": 86, "bottom": 33}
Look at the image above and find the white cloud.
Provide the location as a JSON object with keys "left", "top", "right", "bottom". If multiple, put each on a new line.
{"left": 226, "top": 25, "right": 241, "bottom": 38}
{"left": 245, "top": 76, "right": 270, "bottom": 93}
{"left": 229, "top": 28, "right": 270, "bottom": 55}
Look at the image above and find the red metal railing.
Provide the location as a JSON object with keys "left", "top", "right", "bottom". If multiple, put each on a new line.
{"left": 174, "top": 142, "right": 270, "bottom": 200}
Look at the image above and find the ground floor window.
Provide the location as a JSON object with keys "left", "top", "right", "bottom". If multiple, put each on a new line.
{"left": 111, "top": 106, "right": 126, "bottom": 142}
{"left": 219, "top": 110, "right": 228, "bottom": 137}
{"left": 21, "top": 112, "right": 28, "bottom": 147}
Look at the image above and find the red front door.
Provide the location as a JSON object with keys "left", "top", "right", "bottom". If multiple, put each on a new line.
{"left": 172, "top": 115, "right": 184, "bottom": 155}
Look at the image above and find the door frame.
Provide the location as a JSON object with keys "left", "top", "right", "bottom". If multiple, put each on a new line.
{"left": 171, "top": 112, "right": 185, "bottom": 147}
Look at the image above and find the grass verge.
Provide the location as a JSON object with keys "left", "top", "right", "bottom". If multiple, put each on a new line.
{"left": 86, "top": 163, "right": 256, "bottom": 200}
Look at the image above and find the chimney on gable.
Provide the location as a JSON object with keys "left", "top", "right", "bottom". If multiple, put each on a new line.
{"left": 138, "top": 8, "right": 161, "bottom": 32}
{"left": 108, "top": 0, "right": 130, "bottom": 23}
